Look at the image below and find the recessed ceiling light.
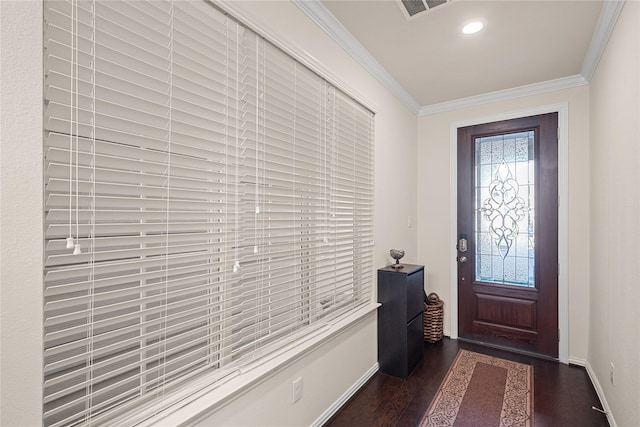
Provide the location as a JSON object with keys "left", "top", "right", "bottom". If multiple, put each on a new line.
{"left": 462, "top": 21, "right": 484, "bottom": 35}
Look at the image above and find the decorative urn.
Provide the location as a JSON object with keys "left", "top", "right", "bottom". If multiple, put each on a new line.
{"left": 389, "top": 249, "right": 405, "bottom": 269}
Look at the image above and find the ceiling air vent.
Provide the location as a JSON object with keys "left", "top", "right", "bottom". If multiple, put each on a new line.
{"left": 398, "top": 0, "right": 449, "bottom": 19}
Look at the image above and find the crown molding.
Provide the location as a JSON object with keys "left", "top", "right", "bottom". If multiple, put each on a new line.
{"left": 292, "top": 0, "right": 421, "bottom": 114}
{"left": 295, "top": 0, "right": 623, "bottom": 117}
{"left": 418, "top": 75, "right": 588, "bottom": 116}
{"left": 580, "top": 0, "right": 626, "bottom": 81}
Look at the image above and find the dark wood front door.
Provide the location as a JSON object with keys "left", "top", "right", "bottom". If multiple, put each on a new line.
{"left": 457, "top": 113, "right": 559, "bottom": 358}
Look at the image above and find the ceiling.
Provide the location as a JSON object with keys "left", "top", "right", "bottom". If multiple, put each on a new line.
{"left": 297, "top": 0, "right": 611, "bottom": 114}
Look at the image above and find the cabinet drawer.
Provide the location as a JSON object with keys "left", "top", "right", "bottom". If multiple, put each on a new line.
{"left": 406, "top": 269, "right": 424, "bottom": 322}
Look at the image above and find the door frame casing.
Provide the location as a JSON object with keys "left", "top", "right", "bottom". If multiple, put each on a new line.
{"left": 448, "top": 103, "right": 569, "bottom": 363}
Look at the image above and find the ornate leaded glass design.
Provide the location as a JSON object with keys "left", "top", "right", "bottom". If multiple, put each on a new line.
{"left": 475, "top": 131, "right": 535, "bottom": 287}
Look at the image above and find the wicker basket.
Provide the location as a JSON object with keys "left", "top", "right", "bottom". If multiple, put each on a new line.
{"left": 424, "top": 293, "right": 444, "bottom": 343}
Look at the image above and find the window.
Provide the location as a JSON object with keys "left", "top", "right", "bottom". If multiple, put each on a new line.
{"left": 43, "top": 1, "right": 374, "bottom": 425}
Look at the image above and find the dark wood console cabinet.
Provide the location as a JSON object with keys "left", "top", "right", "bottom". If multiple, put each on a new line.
{"left": 377, "top": 264, "right": 424, "bottom": 379}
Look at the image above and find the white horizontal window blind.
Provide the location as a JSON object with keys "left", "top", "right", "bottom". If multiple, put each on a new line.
{"left": 43, "top": 0, "right": 374, "bottom": 425}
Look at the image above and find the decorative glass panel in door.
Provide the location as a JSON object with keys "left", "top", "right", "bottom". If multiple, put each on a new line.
{"left": 475, "top": 131, "right": 534, "bottom": 287}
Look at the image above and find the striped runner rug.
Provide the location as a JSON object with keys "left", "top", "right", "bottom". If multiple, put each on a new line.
{"left": 419, "top": 349, "right": 533, "bottom": 427}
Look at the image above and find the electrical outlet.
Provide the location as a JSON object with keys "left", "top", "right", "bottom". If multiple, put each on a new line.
{"left": 292, "top": 377, "right": 303, "bottom": 404}
{"left": 609, "top": 362, "right": 615, "bottom": 386}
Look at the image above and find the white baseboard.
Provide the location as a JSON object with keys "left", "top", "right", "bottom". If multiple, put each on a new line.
{"left": 569, "top": 357, "right": 587, "bottom": 366}
{"left": 585, "top": 361, "right": 617, "bottom": 427}
{"left": 310, "top": 362, "right": 380, "bottom": 427}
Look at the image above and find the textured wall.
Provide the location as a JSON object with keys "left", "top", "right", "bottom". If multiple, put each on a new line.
{"left": 1, "top": 1, "right": 44, "bottom": 425}
{"left": 589, "top": 1, "right": 640, "bottom": 425}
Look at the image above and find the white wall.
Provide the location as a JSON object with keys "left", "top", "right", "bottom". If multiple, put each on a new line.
{"left": 417, "top": 86, "right": 591, "bottom": 361}
{"left": 0, "top": 0, "right": 419, "bottom": 425}
{"left": 0, "top": 1, "right": 44, "bottom": 426}
{"left": 191, "top": 313, "right": 378, "bottom": 427}
{"left": 588, "top": 1, "right": 640, "bottom": 425}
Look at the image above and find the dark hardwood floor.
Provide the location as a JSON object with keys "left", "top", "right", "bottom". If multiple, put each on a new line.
{"left": 323, "top": 338, "right": 609, "bottom": 427}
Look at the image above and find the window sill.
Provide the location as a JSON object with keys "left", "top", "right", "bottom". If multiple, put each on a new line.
{"left": 134, "top": 302, "right": 380, "bottom": 427}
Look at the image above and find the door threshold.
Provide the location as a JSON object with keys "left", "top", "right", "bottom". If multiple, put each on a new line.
{"left": 456, "top": 337, "right": 559, "bottom": 363}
